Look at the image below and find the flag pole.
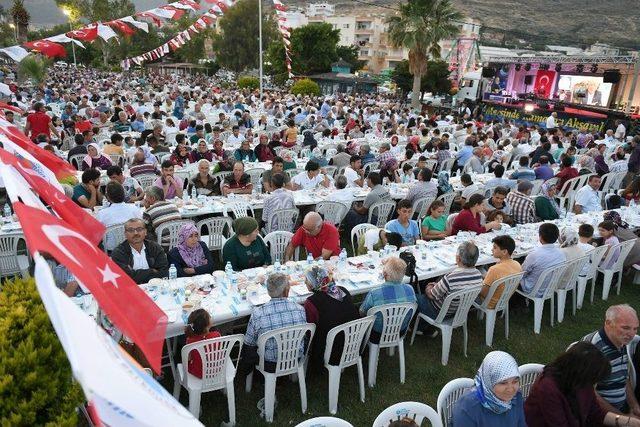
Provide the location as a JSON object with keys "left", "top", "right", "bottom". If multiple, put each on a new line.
{"left": 258, "top": 0, "right": 264, "bottom": 104}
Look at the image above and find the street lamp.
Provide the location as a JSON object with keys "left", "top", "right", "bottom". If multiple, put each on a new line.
{"left": 8, "top": 23, "right": 16, "bottom": 44}
{"left": 61, "top": 7, "right": 77, "bottom": 67}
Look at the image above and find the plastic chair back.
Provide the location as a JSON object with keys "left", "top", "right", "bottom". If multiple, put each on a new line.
{"left": 528, "top": 262, "right": 567, "bottom": 299}
{"left": 412, "top": 196, "right": 436, "bottom": 221}
{"left": 437, "top": 192, "right": 456, "bottom": 216}
{"left": 180, "top": 334, "right": 243, "bottom": 391}
{"left": 366, "top": 302, "right": 417, "bottom": 348}
{"left": 264, "top": 231, "right": 298, "bottom": 261}
{"left": 351, "top": 223, "right": 377, "bottom": 254}
{"left": 437, "top": 378, "right": 474, "bottom": 427}
{"left": 196, "top": 216, "right": 233, "bottom": 251}
{"left": 324, "top": 316, "right": 375, "bottom": 367}
{"left": 317, "top": 201, "right": 349, "bottom": 227}
{"left": 257, "top": 323, "right": 316, "bottom": 376}
{"left": 101, "top": 223, "right": 126, "bottom": 253}
{"left": 295, "top": 417, "right": 353, "bottom": 427}
{"left": 518, "top": 363, "right": 544, "bottom": 399}
{"left": 69, "top": 153, "right": 86, "bottom": 170}
{"left": 368, "top": 200, "right": 396, "bottom": 228}
{"left": 0, "top": 233, "right": 26, "bottom": 277}
{"left": 225, "top": 200, "right": 254, "bottom": 219}
{"left": 435, "top": 286, "right": 483, "bottom": 327}
{"left": 246, "top": 168, "right": 265, "bottom": 187}
{"left": 267, "top": 208, "right": 299, "bottom": 233}
{"left": 559, "top": 255, "right": 590, "bottom": 290}
{"left": 479, "top": 272, "right": 525, "bottom": 312}
{"left": 156, "top": 219, "right": 194, "bottom": 251}
{"left": 135, "top": 173, "right": 158, "bottom": 191}
{"left": 373, "top": 401, "right": 442, "bottom": 427}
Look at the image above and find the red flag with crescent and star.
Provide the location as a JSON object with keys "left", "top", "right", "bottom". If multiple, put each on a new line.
{"left": 66, "top": 26, "right": 99, "bottom": 42}
{"left": 23, "top": 40, "right": 66, "bottom": 58}
{"left": 534, "top": 70, "right": 557, "bottom": 99}
{"left": 13, "top": 202, "right": 167, "bottom": 373}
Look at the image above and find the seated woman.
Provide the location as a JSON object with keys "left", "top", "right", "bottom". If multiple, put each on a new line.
{"left": 170, "top": 144, "right": 190, "bottom": 167}
{"left": 303, "top": 265, "right": 360, "bottom": 370}
{"left": 535, "top": 182, "right": 562, "bottom": 220}
{"left": 309, "top": 147, "right": 328, "bottom": 167}
{"left": 421, "top": 200, "right": 449, "bottom": 240}
{"left": 233, "top": 139, "right": 257, "bottom": 162}
{"left": 525, "top": 341, "right": 640, "bottom": 426}
{"left": 222, "top": 217, "right": 271, "bottom": 271}
{"left": 452, "top": 351, "right": 526, "bottom": 426}
{"left": 189, "top": 139, "right": 213, "bottom": 163}
{"left": 381, "top": 157, "right": 401, "bottom": 184}
{"left": 168, "top": 223, "right": 214, "bottom": 277}
{"left": 82, "top": 143, "right": 112, "bottom": 171}
{"left": 451, "top": 194, "right": 501, "bottom": 235}
{"left": 190, "top": 159, "right": 219, "bottom": 196}
{"left": 598, "top": 220, "right": 621, "bottom": 269}
{"left": 183, "top": 309, "right": 221, "bottom": 378}
{"left": 623, "top": 177, "right": 640, "bottom": 205}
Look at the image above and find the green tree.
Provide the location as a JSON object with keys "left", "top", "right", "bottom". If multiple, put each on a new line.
{"left": 386, "top": 0, "right": 462, "bottom": 109}
{"left": 0, "top": 277, "right": 84, "bottom": 426}
{"left": 18, "top": 54, "right": 49, "bottom": 85}
{"left": 170, "top": 16, "right": 213, "bottom": 64}
{"left": 335, "top": 45, "right": 367, "bottom": 72}
{"left": 391, "top": 59, "right": 451, "bottom": 98}
{"left": 211, "top": 0, "right": 279, "bottom": 72}
{"left": 10, "top": 0, "right": 29, "bottom": 43}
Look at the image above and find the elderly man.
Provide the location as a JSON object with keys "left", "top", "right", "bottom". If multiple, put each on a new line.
{"left": 505, "top": 180, "right": 536, "bottom": 224}
{"left": 467, "top": 147, "right": 484, "bottom": 174}
{"left": 360, "top": 144, "right": 376, "bottom": 165}
{"left": 583, "top": 305, "right": 640, "bottom": 416}
{"left": 241, "top": 273, "right": 307, "bottom": 372}
{"left": 285, "top": 212, "right": 340, "bottom": 261}
{"left": 377, "top": 142, "right": 394, "bottom": 169}
{"left": 417, "top": 241, "right": 483, "bottom": 319}
{"left": 262, "top": 173, "right": 295, "bottom": 232}
{"left": 520, "top": 223, "right": 565, "bottom": 296}
{"left": 330, "top": 144, "right": 352, "bottom": 167}
{"left": 113, "top": 110, "right": 131, "bottom": 132}
{"left": 142, "top": 186, "right": 181, "bottom": 235}
{"left": 574, "top": 175, "right": 602, "bottom": 214}
{"left": 111, "top": 218, "right": 168, "bottom": 284}
{"left": 343, "top": 155, "right": 365, "bottom": 187}
{"left": 222, "top": 161, "right": 253, "bottom": 195}
{"left": 360, "top": 257, "right": 416, "bottom": 342}
{"left": 405, "top": 167, "right": 438, "bottom": 204}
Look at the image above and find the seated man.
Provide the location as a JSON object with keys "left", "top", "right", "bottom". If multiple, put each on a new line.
{"left": 509, "top": 156, "right": 536, "bottom": 181}
{"left": 261, "top": 173, "right": 295, "bottom": 231}
{"left": 505, "top": 180, "right": 536, "bottom": 224}
{"left": 343, "top": 155, "right": 365, "bottom": 188}
{"left": 326, "top": 175, "right": 355, "bottom": 207}
{"left": 142, "top": 186, "right": 181, "bottom": 237}
{"left": 222, "top": 161, "right": 253, "bottom": 196}
{"left": 360, "top": 257, "right": 416, "bottom": 343}
{"left": 345, "top": 172, "right": 390, "bottom": 229}
{"left": 520, "top": 223, "right": 566, "bottom": 296}
{"left": 478, "top": 235, "right": 522, "bottom": 309}
{"left": 96, "top": 181, "right": 143, "bottom": 246}
{"left": 582, "top": 304, "right": 640, "bottom": 415}
{"left": 484, "top": 186, "right": 511, "bottom": 215}
{"left": 72, "top": 168, "right": 103, "bottom": 209}
{"left": 534, "top": 155, "right": 555, "bottom": 181}
{"left": 261, "top": 156, "right": 291, "bottom": 192}
{"left": 574, "top": 174, "right": 603, "bottom": 214}
{"left": 241, "top": 273, "right": 307, "bottom": 372}
{"left": 285, "top": 212, "right": 340, "bottom": 261}
{"left": 385, "top": 199, "right": 420, "bottom": 246}
{"left": 459, "top": 173, "right": 482, "bottom": 202}
{"left": 107, "top": 165, "right": 143, "bottom": 202}
{"left": 153, "top": 160, "right": 183, "bottom": 200}
{"left": 418, "top": 241, "right": 483, "bottom": 318}
{"left": 111, "top": 218, "right": 169, "bottom": 284}
{"left": 291, "top": 160, "right": 330, "bottom": 190}
{"left": 484, "top": 164, "right": 516, "bottom": 189}
{"left": 406, "top": 167, "right": 438, "bottom": 204}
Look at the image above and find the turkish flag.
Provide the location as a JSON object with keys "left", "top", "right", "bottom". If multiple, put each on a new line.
{"left": 160, "top": 6, "right": 186, "bottom": 20}
{"left": 23, "top": 40, "right": 66, "bottom": 58}
{"left": 106, "top": 20, "right": 135, "bottom": 36}
{"left": 14, "top": 202, "right": 167, "bottom": 373}
{"left": 0, "top": 102, "right": 24, "bottom": 115}
{"left": 66, "top": 26, "right": 99, "bottom": 42}
{"left": 179, "top": 0, "right": 201, "bottom": 10}
{"left": 0, "top": 118, "right": 75, "bottom": 180}
{"left": 0, "top": 148, "right": 105, "bottom": 246}
{"left": 534, "top": 70, "right": 557, "bottom": 99}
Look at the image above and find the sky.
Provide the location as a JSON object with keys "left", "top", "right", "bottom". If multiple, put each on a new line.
{"left": 0, "top": 0, "right": 166, "bottom": 27}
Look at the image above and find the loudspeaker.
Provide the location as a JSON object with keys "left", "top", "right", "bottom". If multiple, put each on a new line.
{"left": 482, "top": 67, "right": 496, "bottom": 78}
{"left": 603, "top": 70, "right": 621, "bottom": 83}
{"left": 524, "top": 75, "right": 533, "bottom": 85}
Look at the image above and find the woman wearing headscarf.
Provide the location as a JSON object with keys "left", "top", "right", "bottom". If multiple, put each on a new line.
{"left": 452, "top": 351, "right": 526, "bottom": 426}
{"left": 309, "top": 147, "right": 328, "bottom": 167}
{"left": 534, "top": 182, "right": 562, "bottom": 220}
{"left": 168, "top": 223, "right": 214, "bottom": 277}
{"left": 303, "top": 265, "right": 360, "bottom": 371}
{"left": 221, "top": 217, "right": 271, "bottom": 271}
{"left": 189, "top": 139, "right": 214, "bottom": 163}
{"left": 603, "top": 210, "right": 640, "bottom": 269}
{"left": 594, "top": 153, "right": 610, "bottom": 176}
{"left": 81, "top": 143, "right": 112, "bottom": 171}
{"left": 381, "top": 157, "right": 400, "bottom": 183}
{"left": 577, "top": 155, "right": 595, "bottom": 175}
{"left": 169, "top": 144, "right": 190, "bottom": 167}
{"left": 437, "top": 171, "right": 453, "bottom": 196}
{"left": 558, "top": 227, "right": 586, "bottom": 284}
{"left": 254, "top": 133, "right": 276, "bottom": 162}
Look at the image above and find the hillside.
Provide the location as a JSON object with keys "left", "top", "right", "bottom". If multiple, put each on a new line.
{"left": 290, "top": 0, "right": 640, "bottom": 51}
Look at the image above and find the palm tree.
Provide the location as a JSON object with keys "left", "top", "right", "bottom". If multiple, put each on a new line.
{"left": 386, "top": 0, "right": 462, "bottom": 109}
{"left": 10, "top": 0, "right": 29, "bottom": 43}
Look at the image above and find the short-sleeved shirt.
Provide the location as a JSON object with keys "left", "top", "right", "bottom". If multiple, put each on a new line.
{"left": 292, "top": 171, "right": 324, "bottom": 190}
{"left": 122, "top": 177, "right": 142, "bottom": 202}
{"left": 153, "top": 176, "right": 183, "bottom": 200}
{"left": 574, "top": 186, "right": 602, "bottom": 213}
{"left": 422, "top": 215, "right": 446, "bottom": 232}
{"left": 72, "top": 184, "right": 91, "bottom": 205}
{"left": 26, "top": 111, "right": 51, "bottom": 139}
{"left": 360, "top": 282, "right": 416, "bottom": 332}
{"left": 584, "top": 329, "right": 629, "bottom": 411}
{"left": 363, "top": 184, "right": 390, "bottom": 209}
{"left": 290, "top": 221, "right": 340, "bottom": 258}
{"left": 385, "top": 219, "right": 420, "bottom": 245}
{"left": 343, "top": 167, "right": 361, "bottom": 187}
{"left": 431, "top": 267, "right": 483, "bottom": 316}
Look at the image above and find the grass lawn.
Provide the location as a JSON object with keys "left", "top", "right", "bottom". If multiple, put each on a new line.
{"left": 165, "top": 274, "right": 640, "bottom": 427}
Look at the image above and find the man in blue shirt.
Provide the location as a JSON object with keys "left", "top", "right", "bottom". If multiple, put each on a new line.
{"left": 484, "top": 165, "right": 516, "bottom": 189}
{"left": 385, "top": 199, "right": 420, "bottom": 246}
{"left": 455, "top": 138, "right": 474, "bottom": 172}
{"left": 509, "top": 156, "right": 537, "bottom": 181}
{"left": 534, "top": 155, "right": 555, "bottom": 180}
{"left": 520, "top": 223, "right": 566, "bottom": 296}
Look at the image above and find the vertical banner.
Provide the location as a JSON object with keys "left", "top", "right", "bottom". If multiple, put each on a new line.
{"left": 534, "top": 70, "right": 557, "bottom": 99}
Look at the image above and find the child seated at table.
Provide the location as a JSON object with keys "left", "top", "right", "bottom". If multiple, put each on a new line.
{"left": 184, "top": 309, "right": 221, "bottom": 378}
{"left": 421, "top": 200, "right": 449, "bottom": 240}
{"left": 597, "top": 220, "right": 621, "bottom": 269}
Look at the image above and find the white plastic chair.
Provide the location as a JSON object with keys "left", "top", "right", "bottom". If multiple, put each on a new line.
{"left": 373, "top": 401, "right": 442, "bottom": 427}
{"left": 246, "top": 167, "right": 266, "bottom": 187}
{"left": 196, "top": 216, "right": 234, "bottom": 252}
{"left": 472, "top": 272, "right": 524, "bottom": 347}
{"left": 410, "top": 286, "right": 482, "bottom": 365}
{"left": 225, "top": 199, "right": 255, "bottom": 219}
{"left": 368, "top": 200, "right": 396, "bottom": 228}
{"left": 173, "top": 334, "right": 243, "bottom": 421}
{"left": 265, "top": 208, "right": 299, "bottom": 233}
{"left": 577, "top": 245, "right": 608, "bottom": 308}
{"left": 264, "top": 231, "right": 300, "bottom": 262}
{"left": 324, "top": 316, "right": 375, "bottom": 414}
{"left": 445, "top": 213, "right": 458, "bottom": 231}
{"left": 69, "top": 153, "right": 86, "bottom": 170}
{"left": 156, "top": 219, "right": 194, "bottom": 251}
{"left": 108, "top": 153, "right": 124, "bottom": 167}
{"left": 555, "top": 255, "right": 591, "bottom": 322}
{"left": 295, "top": 417, "right": 353, "bottom": 427}
{"left": 437, "top": 378, "right": 475, "bottom": 427}
{"left": 518, "top": 363, "right": 544, "bottom": 400}
{"left": 317, "top": 201, "right": 349, "bottom": 227}
{"left": 245, "top": 323, "right": 316, "bottom": 423}
{"left": 101, "top": 223, "right": 126, "bottom": 253}
{"left": 596, "top": 239, "right": 637, "bottom": 300}
{"left": 515, "top": 262, "right": 567, "bottom": 334}
{"left": 351, "top": 223, "right": 377, "bottom": 254}
{"left": 412, "top": 195, "right": 436, "bottom": 221}
{"left": 213, "top": 170, "right": 233, "bottom": 184}
{"left": 135, "top": 173, "right": 158, "bottom": 191}
{"left": 436, "top": 192, "right": 456, "bottom": 216}
{"left": 0, "top": 233, "right": 30, "bottom": 278}
{"left": 366, "top": 302, "right": 417, "bottom": 387}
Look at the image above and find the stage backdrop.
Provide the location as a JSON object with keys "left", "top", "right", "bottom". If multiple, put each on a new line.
{"left": 534, "top": 70, "right": 556, "bottom": 99}
{"left": 482, "top": 103, "right": 611, "bottom": 132}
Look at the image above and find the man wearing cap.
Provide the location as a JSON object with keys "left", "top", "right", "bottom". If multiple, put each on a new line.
{"left": 285, "top": 212, "right": 341, "bottom": 261}
{"left": 222, "top": 217, "right": 272, "bottom": 271}
{"left": 505, "top": 181, "right": 536, "bottom": 224}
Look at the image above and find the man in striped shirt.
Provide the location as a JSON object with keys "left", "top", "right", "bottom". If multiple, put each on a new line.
{"left": 142, "top": 186, "right": 181, "bottom": 239}
{"left": 418, "top": 241, "right": 483, "bottom": 318}
{"left": 583, "top": 304, "right": 640, "bottom": 415}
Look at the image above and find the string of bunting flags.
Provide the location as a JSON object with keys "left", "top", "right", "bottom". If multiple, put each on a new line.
{"left": 121, "top": 0, "right": 236, "bottom": 70}
{"left": 0, "top": 0, "right": 204, "bottom": 63}
{"left": 272, "top": 0, "right": 293, "bottom": 78}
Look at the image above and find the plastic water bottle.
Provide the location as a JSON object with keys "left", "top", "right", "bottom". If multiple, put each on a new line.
{"left": 630, "top": 198, "right": 636, "bottom": 213}
{"left": 168, "top": 264, "right": 177, "bottom": 289}
{"left": 3, "top": 203, "right": 11, "bottom": 222}
{"left": 339, "top": 248, "right": 347, "bottom": 268}
{"left": 307, "top": 253, "right": 313, "bottom": 265}
{"left": 256, "top": 181, "right": 262, "bottom": 194}
{"left": 182, "top": 190, "right": 189, "bottom": 203}
{"left": 225, "top": 262, "right": 233, "bottom": 285}
{"left": 274, "top": 258, "right": 281, "bottom": 272}
{"left": 191, "top": 186, "right": 197, "bottom": 200}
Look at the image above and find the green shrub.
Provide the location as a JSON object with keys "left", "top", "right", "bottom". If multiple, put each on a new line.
{"left": 291, "top": 78, "right": 321, "bottom": 96}
{"left": 237, "top": 75, "right": 260, "bottom": 90}
{"left": 0, "top": 277, "right": 84, "bottom": 426}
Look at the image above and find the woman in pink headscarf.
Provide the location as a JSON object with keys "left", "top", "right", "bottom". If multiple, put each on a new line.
{"left": 167, "top": 223, "right": 214, "bottom": 277}
{"left": 81, "top": 143, "right": 112, "bottom": 171}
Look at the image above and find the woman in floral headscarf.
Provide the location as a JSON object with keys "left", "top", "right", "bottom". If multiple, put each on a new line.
{"left": 168, "top": 223, "right": 214, "bottom": 277}
{"left": 602, "top": 210, "right": 640, "bottom": 268}
{"left": 303, "top": 265, "right": 359, "bottom": 371}
{"left": 381, "top": 157, "right": 400, "bottom": 183}
{"left": 452, "top": 351, "right": 526, "bottom": 426}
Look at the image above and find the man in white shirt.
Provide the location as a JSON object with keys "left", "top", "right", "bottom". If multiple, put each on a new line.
{"left": 614, "top": 120, "right": 626, "bottom": 141}
{"left": 97, "top": 182, "right": 143, "bottom": 250}
{"left": 291, "top": 160, "right": 330, "bottom": 190}
{"left": 574, "top": 175, "right": 602, "bottom": 214}
{"left": 545, "top": 112, "right": 557, "bottom": 130}
{"left": 610, "top": 152, "right": 628, "bottom": 173}
{"left": 226, "top": 125, "right": 245, "bottom": 146}
{"left": 343, "top": 155, "right": 365, "bottom": 187}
